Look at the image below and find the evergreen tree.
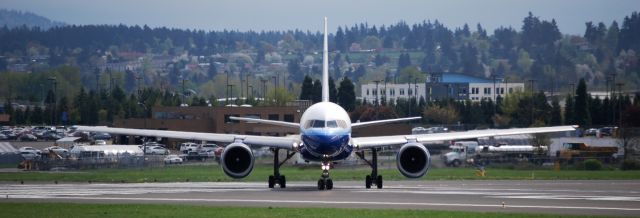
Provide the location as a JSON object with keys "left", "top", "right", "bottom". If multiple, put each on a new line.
{"left": 551, "top": 97, "right": 562, "bottom": 125}
{"left": 311, "top": 79, "right": 322, "bottom": 103}
{"left": 299, "top": 75, "right": 313, "bottom": 101}
{"left": 329, "top": 77, "right": 338, "bottom": 103}
{"left": 574, "top": 78, "right": 591, "bottom": 125}
{"left": 564, "top": 94, "right": 574, "bottom": 125}
{"left": 337, "top": 77, "right": 356, "bottom": 112}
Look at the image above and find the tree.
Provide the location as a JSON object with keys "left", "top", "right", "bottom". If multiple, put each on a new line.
{"left": 423, "top": 104, "right": 460, "bottom": 124}
{"left": 311, "top": 79, "right": 322, "bottom": 103}
{"left": 299, "top": 75, "right": 313, "bottom": 101}
{"left": 329, "top": 77, "right": 338, "bottom": 103}
{"left": 574, "top": 78, "right": 591, "bottom": 126}
{"left": 551, "top": 97, "right": 562, "bottom": 125}
{"left": 337, "top": 77, "right": 356, "bottom": 112}
{"left": 335, "top": 27, "right": 347, "bottom": 52}
{"left": 397, "top": 53, "right": 412, "bottom": 72}
{"left": 208, "top": 61, "right": 218, "bottom": 79}
{"left": 564, "top": 94, "right": 574, "bottom": 125}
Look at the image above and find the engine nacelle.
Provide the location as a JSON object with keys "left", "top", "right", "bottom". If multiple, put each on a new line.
{"left": 396, "top": 142, "right": 431, "bottom": 178}
{"left": 220, "top": 142, "right": 254, "bottom": 179}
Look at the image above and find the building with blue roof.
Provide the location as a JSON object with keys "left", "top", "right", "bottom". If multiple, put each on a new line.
{"left": 361, "top": 72, "right": 525, "bottom": 103}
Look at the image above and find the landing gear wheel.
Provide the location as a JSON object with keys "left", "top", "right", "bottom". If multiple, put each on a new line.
{"left": 268, "top": 175, "right": 275, "bottom": 188}
{"left": 279, "top": 175, "right": 286, "bottom": 188}
{"left": 326, "top": 179, "right": 333, "bottom": 190}
{"left": 317, "top": 179, "right": 325, "bottom": 190}
{"left": 376, "top": 175, "right": 383, "bottom": 189}
{"left": 365, "top": 175, "right": 372, "bottom": 189}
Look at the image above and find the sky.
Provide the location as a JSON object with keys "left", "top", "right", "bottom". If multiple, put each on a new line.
{"left": 2, "top": 0, "right": 638, "bottom": 35}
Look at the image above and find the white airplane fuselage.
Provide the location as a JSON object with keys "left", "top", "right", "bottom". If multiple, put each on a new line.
{"left": 298, "top": 102, "right": 353, "bottom": 161}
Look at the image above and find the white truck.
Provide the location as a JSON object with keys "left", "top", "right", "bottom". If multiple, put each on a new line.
{"left": 443, "top": 141, "right": 548, "bottom": 167}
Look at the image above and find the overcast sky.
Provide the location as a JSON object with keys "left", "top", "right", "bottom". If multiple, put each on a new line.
{"left": 2, "top": 0, "right": 637, "bottom": 35}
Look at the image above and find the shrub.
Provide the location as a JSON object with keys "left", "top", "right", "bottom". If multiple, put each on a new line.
{"left": 621, "top": 160, "right": 640, "bottom": 170}
{"left": 583, "top": 159, "right": 602, "bottom": 171}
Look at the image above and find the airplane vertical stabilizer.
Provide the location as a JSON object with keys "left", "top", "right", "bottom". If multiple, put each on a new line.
{"left": 322, "top": 17, "right": 329, "bottom": 102}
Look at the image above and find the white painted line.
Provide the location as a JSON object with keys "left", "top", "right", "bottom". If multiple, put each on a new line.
{"left": 8, "top": 195, "right": 640, "bottom": 212}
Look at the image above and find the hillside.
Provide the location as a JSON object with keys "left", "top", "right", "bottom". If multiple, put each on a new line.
{"left": 0, "top": 9, "right": 65, "bottom": 30}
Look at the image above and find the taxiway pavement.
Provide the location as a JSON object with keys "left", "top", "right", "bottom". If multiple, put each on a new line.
{"left": 1, "top": 180, "right": 639, "bottom": 216}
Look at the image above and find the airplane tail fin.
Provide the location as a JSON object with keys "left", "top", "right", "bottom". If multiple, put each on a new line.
{"left": 322, "top": 17, "right": 329, "bottom": 102}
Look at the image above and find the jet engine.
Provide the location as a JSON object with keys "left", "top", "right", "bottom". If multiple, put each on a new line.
{"left": 396, "top": 142, "right": 431, "bottom": 178}
{"left": 220, "top": 142, "right": 254, "bottom": 178}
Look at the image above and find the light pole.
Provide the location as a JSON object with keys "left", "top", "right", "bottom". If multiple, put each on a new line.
{"left": 261, "top": 78, "right": 267, "bottom": 102}
{"left": 272, "top": 75, "right": 277, "bottom": 105}
{"left": 227, "top": 84, "right": 235, "bottom": 105}
{"left": 48, "top": 77, "right": 57, "bottom": 125}
{"left": 181, "top": 76, "right": 188, "bottom": 106}
{"left": 373, "top": 80, "right": 381, "bottom": 106}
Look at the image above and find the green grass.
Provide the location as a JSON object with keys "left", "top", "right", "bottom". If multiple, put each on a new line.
{"left": 0, "top": 203, "right": 614, "bottom": 218}
{"left": 1, "top": 164, "right": 639, "bottom": 183}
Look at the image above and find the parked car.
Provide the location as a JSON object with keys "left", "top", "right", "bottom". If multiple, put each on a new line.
{"left": 179, "top": 142, "right": 199, "bottom": 154}
{"left": 19, "top": 147, "right": 41, "bottom": 154}
{"left": 144, "top": 146, "right": 169, "bottom": 155}
{"left": 164, "top": 154, "right": 183, "bottom": 164}
{"left": 18, "top": 134, "right": 38, "bottom": 141}
{"left": 0, "top": 133, "right": 7, "bottom": 140}
{"left": 599, "top": 127, "right": 617, "bottom": 136}
{"left": 584, "top": 128, "right": 598, "bottom": 136}
{"left": 92, "top": 132, "right": 112, "bottom": 140}
{"left": 20, "top": 151, "right": 40, "bottom": 160}
{"left": 1, "top": 130, "right": 17, "bottom": 140}
{"left": 43, "top": 146, "right": 69, "bottom": 156}
{"left": 42, "top": 131, "right": 64, "bottom": 140}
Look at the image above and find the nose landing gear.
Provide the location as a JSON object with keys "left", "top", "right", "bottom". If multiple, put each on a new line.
{"left": 317, "top": 162, "right": 333, "bottom": 190}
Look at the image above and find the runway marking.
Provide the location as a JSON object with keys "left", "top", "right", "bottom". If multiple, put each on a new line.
{"left": 8, "top": 195, "right": 640, "bottom": 212}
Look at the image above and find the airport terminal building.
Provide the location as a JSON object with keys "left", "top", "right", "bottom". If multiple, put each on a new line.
{"left": 361, "top": 73, "right": 525, "bottom": 103}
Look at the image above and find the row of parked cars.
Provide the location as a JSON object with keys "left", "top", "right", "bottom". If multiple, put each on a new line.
{"left": 583, "top": 127, "right": 618, "bottom": 137}
{"left": 1, "top": 126, "right": 71, "bottom": 141}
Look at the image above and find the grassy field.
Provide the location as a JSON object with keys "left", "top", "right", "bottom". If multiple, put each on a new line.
{"left": 0, "top": 203, "right": 614, "bottom": 218}
{"left": 1, "top": 164, "right": 639, "bottom": 183}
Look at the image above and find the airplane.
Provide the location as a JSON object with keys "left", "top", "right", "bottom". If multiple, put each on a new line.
{"left": 76, "top": 17, "right": 576, "bottom": 190}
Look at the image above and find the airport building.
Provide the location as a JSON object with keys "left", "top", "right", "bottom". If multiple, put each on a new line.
{"left": 361, "top": 73, "right": 525, "bottom": 103}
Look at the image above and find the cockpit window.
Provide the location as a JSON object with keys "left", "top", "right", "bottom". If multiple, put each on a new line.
{"left": 304, "top": 119, "right": 348, "bottom": 129}
{"left": 312, "top": 120, "right": 325, "bottom": 128}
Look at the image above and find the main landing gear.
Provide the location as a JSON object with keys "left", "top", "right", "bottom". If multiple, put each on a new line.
{"left": 355, "top": 148, "right": 383, "bottom": 189}
{"left": 268, "top": 148, "right": 296, "bottom": 189}
{"left": 317, "top": 162, "right": 333, "bottom": 190}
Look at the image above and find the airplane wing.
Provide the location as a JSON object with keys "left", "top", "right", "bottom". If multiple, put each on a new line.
{"left": 229, "top": 116, "right": 300, "bottom": 128}
{"left": 351, "top": 117, "right": 422, "bottom": 129}
{"left": 74, "top": 126, "right": 299, "bottom": 149}
{"left": 351, "top": 125, "right": 577, "bottom": 149}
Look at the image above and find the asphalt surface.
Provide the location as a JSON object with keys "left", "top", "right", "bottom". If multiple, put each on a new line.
{"left": 1, "top": 180, "right": 639, "bottom": 216}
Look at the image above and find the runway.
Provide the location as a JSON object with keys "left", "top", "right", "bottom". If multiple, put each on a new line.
{"left": 1, "top": 180, "right": 639, "bottom": 216}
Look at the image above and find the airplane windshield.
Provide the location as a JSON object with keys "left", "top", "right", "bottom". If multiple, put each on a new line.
{"left": 312, "top": 120, "right": 325, "bottom": 128}
{"left": 326, "top": 120, "right": 338, "bottom": 128}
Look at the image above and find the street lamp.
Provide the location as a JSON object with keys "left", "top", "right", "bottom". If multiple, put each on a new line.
{"left": 47, "top": 77, "right": 57, "bottom": 125}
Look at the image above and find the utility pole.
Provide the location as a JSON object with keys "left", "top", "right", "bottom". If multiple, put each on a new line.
{"left": 181, "top": 76, "right": 188, "bottom": 106}
{"left": 246, "top": 74, "right": 250, "bottom": 103}
{"left": 616, "top": 82, "right": 624, "bottom": 128}
{"left": 529, "top": 79, "right": 536, "bottom": 126}
{"left": 48, "top": 77, "right": 57, "bottom": 125}
{"left": 227, "top": 84, "right": 235, "bottom": 105}
{"left": 272, "top": 75, "right": 277, "bottom": 105}
{"left": 373, "top": 80, "right": 380, "bottom": 106}
{"left": 135, "top": 75, "right": 142, "bottom": 95}
{"left": 225, "top": 71, "right": 230, "bottom": 104}
{"left": 261, "top": 78, "right": 267, "bottom": 102}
